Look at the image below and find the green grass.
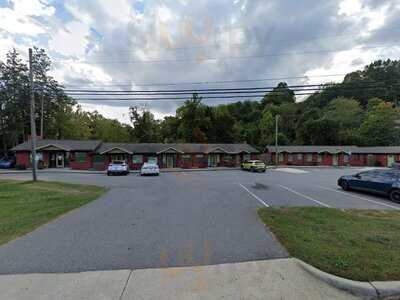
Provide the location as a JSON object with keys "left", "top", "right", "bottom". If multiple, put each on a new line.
{"left": 258, "top": 207, "right": 400, "bottom": 281}
{"left": 0, "top": 180, "right": 107, "bottom": 246}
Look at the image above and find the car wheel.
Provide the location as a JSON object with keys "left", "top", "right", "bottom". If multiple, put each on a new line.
{"left": 107, "top": 172, "right": 111, "bottom": 176}
{"left": 340, "top": 180, "right": 350, "bottom": 191}
{"left": 389, "top": 189, "right": 400, "bottom": 203}
{"left": 250, "top": 167, "right": 255, "bottom": 173}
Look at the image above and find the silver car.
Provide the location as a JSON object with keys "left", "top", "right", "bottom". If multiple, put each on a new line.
{"left": 107, "top": 160, "right": 129, "bottom": 176}
{"left": 140, "top": 162, "right": 160, "bottom": 176}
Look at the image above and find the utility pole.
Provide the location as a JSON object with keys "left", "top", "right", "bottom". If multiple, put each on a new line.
{"left": 29, "top": 48, "right": 37, "bottom": 181}
{"left": 275, "top": 114, "right": 279, "bottom": 168}
{"left": 40, "top": 93, "right": 44, "bottom": 138}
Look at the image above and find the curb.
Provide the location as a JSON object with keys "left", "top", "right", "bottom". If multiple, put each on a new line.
{"left": 295, "top": 258, "right": 400, "bottom": 300}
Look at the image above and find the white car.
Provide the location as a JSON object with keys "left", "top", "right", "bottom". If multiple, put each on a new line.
{"left": 107, "top": 160, "right": 129, "bottom": 176}
{"left": 140, "top": 162, "right": 160, "bottom": 176}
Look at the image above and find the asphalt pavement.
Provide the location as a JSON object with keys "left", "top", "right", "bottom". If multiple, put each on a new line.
{"left": 0, "top": 167, "right": 399, "bottom": 274}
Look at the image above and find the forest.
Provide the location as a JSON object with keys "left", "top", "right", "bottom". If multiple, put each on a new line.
{"left": 1, "top": 48, "right": 400, "bottom": 151}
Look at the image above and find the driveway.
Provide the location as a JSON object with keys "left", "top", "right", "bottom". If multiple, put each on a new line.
{"left": 0, "top": 171, "right": 287, "bottom": 274}
{"left": 0, "top": 167, "right": 399, "bottom": 274}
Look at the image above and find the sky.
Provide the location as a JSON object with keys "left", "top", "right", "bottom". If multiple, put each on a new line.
{"left": 0, "top": 0, "right": 400, "bottom": 124}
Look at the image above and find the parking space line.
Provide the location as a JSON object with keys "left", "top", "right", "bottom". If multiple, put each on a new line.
{"left": 277, "top": 184, "right": 331, "bottom": 208}
{"left": 317, "top": 186, "right": 400, "bottom": 210}
{"left": 238, "top": 183, "right": 269, "bottom": 207}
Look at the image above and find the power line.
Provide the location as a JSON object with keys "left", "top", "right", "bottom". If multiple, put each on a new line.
{"left": 70, "top": 93, "right": 316, "bottom": 102}
{"left": 62, "top": 73, "right": 347, "bottom": 88}
{"left": 54, "top": 44, "right": 398, "bottom": 65}
{"left": 64, "top": 81, "right": 392, "bottom": 94}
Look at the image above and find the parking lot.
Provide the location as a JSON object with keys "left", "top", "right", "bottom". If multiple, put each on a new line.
{"left": 0, "top": 167, "right": 399, "bottom": 274}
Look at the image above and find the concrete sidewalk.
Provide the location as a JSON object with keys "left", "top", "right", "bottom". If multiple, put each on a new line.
{"left": 0, "top": 259, "right": 360, "bottom": 300}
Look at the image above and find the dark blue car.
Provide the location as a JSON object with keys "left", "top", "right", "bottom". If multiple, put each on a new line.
{"left": 338, "top": 169, "right": 400, "bottom": 203}
{"left": 0, "top": 158, "right": 15, "bottom": 169}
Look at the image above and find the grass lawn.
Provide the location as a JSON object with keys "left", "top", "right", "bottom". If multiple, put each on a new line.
{"left": 0, "top": 180, "right": 107, "bottom": 246}
{"left": 258, "top": 207, "right": 400, "bottom": 282}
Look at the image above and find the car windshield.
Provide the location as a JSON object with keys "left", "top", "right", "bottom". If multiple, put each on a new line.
{"left": 111, "top": 161, "right": 125, "bottom": 165}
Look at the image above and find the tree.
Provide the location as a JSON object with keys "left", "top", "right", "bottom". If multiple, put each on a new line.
{"left": 359, "top": 103, "right": 400, "bottom": 146}
{"left": 129, "top": 106, "right": 160, "bottom": 142}
{"left": 261, "top": 82, "right": 295, "bottom": 108}
{"left": 300, "top": 118, "right": 340, "bottom": 145}
{"left": 176, "top": 93, "right": 209, "bottom": 143}
{"left": 259, "top": 111, "right": 275, "bottom": 145}
{"left": 324, "top": 97, "right": 364, "bottom": 144}
{"left": 159, "top": 116, "right": 179, "bottom": 143}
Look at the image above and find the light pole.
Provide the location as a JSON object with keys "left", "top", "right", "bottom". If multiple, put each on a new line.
{"left": 29, "top": 48, "right": 37, "bottom": 181}
{"left": 275, "top": 114, "right": 279, "bottom": 168}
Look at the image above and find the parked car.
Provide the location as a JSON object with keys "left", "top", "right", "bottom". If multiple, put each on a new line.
{"left": 140, "top": 162, "right": 160, "bottom": 176}
{"left": 241, "top": 160, "right": 266, "bottom": 172}
{"left": 0, "top": 157, "right": 15, "bottom": 169}
{"left": 338, "top": 169, "right": 400, "bottom": 203}
{"left": 391, "top": 161, "right": 400, "bottom": 169}
{"left": 107, "top": 160, "right": 129, "bottom": 176}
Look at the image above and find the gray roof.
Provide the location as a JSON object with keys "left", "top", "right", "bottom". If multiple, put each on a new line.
{"left": 97, "top": 143, "right": 259, "bottom": 154}
{"left": 351, "top": 147, "right": 400, "bottom": 154}
{"left": 12, "top": 140, "right": 258, "bottom": 154}
{"left": 265, "top": 145, "right": 400, "bottom": 154}
{"left": 11, "top": 139, "right": 102, "bottom": 152}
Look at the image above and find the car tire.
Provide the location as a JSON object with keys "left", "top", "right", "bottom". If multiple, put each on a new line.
{"left": 340, "top": 180, "right": 350, "bottom": 191}
{"left": 251, "top": 167, "right": 255, "bottom": 173}
{"left": 107, "top": 172, "right": 111, "bottom": 176}
{"left": 389, "top": 189, "right": 400, "bottom": 203}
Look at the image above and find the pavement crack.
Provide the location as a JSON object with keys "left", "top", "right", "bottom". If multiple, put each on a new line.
{"left": 119, "top": 269, "right": 133, "bottom": 300}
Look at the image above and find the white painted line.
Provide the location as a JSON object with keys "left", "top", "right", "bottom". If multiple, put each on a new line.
{"left": 273, "top": 168, "right": 309, "bottom": 174}
{"left": 317, "top": 186, "right": 400, "bottom": 210}
{"left": 278, "top": 184, "right": 331, "bottom": 208}
{"left": 238, "top": 183, "right": 269, "bottom": 207}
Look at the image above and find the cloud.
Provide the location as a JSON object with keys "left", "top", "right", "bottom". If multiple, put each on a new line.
{"left": 0, "top": 0, "right": 399, "bottom": 121}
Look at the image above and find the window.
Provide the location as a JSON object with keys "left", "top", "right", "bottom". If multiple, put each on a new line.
{"left": 306, "top": 153, "right": 313, "bottom": 162}
{"left": 132, "top": 154, "right": 143, "bottom": 164}
{"left": 196, "top": 154, "right": 204, "bottom": 158}
{"left": 297, "top": 153, "right": 303, "bottom": 160}
{"left": 182, "top": 154, "right": 191, "bottom": 162}
{"left": 343, "top": 154, "right": 349, "bottom": 163}
{"left": 243, "top": 154, "right": 251, "bottom": 161}
{"left": 147, "top": 156, "right": 158, "bottom": 164}
{"left": 75, "top": 152, "right": 87, "bottom": 163}
{"left": 223, "top": 154, "right": 233, "bottom": 161}
{"left": 288, "top": 154, "right": 293, "bottom": 162}
{"left": 278, "top": 153, "right": 284, "bottom": 162}
{"left": 93, "top": 155, "right": 104, "bottom": 163}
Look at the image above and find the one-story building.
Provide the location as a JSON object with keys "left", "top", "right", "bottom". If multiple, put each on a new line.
{"left": 265, "top": 146, "right": 400, "bottom": 167}
{"left": 12, "top": 139, "right": 259, "bottom": 170}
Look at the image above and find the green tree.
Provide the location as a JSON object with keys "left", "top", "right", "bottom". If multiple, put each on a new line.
{"left": 176, "top": 94, "right": 210, "bottom": 143}
{"left": 261, "top": 82, "right": 295, "bottom": 108}
{"left": 359, "top": 103, "right": 400, "bottom": 146}
{"left": 129, "top": 106, "right": 160, "bottom": 142}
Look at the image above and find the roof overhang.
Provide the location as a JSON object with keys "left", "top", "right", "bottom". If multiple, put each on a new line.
{"left": 157, "top": 147, "right": 184, "bottom": 154}
{"left": 100, "top": 147, "right": 133, "bottom": 155}
{"left": 36, "top": 144, "right": 71, "bottom": 151}
{"left": 206, "top": 147, "right": 229, "bottom": 154}
{"left": 317, "top": 150, "right": 352, "bottom": 154}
